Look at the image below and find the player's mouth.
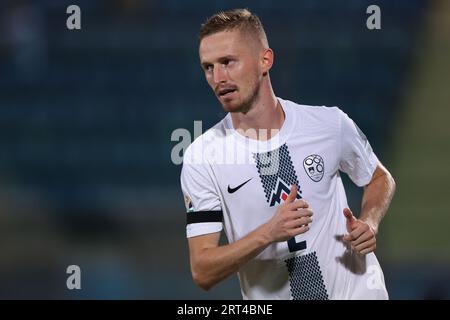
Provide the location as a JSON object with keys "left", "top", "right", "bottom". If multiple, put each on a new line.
{"left": 217, "top": 87, "right": 237, "bottom": 99}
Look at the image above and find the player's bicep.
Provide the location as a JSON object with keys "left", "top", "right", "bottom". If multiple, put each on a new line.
{"left": 364, "top": 162, "right": 393, "bottom": 189}
{"left": 188, "top": 231, "right": 221, "bottom": 263}
{"left": 366, "top": 163, "right": 385, "bottom": 184}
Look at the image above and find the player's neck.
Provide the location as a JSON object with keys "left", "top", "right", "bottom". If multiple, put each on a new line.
{"left": 230, "top": 84, "right": 284, "bottom": 141}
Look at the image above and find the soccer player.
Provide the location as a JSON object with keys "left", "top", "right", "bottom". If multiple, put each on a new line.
{"left": 180, "top": 9, "right": 396, "bottom": 299}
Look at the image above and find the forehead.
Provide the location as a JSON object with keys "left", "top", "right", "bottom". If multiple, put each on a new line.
{"left": 199, "top": 30, "right": 248, "bottom": 62}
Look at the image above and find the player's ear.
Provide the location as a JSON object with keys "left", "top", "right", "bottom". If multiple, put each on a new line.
{"left": 261, "top": 48, "right": 274, "bottom": 75}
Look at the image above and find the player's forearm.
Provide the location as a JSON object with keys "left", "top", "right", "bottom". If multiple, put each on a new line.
{"left": 191, "top": 224, "right": 272, "bottom": 290}
{"left": 359, "top": 165, "right": 396, "bottom": 234}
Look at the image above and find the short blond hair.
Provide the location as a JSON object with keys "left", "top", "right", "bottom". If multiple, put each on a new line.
{"left": 198, "top": 8, "right": 268, "bottom": 47}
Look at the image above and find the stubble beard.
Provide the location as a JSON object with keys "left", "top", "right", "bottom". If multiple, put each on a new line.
{"left": 227, "top": 78, "right": 261, "bottom": 115}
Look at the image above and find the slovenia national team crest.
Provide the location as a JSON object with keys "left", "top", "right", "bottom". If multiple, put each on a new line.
{"left": 303, "top": 154, "right": 324, "bottom": 182}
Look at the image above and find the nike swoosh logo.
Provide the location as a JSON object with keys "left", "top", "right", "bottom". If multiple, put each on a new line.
{"left": 227, "top": 178, "right": 252, "bottom": 194}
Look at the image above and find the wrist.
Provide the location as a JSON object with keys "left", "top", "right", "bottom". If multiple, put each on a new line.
{"left": 256, "top": 223, "right": 273, "bottom": 247}
{"left": 360, "top": 217, "right": 379, "bottom": 235}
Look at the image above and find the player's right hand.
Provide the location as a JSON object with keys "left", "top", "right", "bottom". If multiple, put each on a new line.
{"left": 264, "top": 185, "right": 313, "bottom": 243}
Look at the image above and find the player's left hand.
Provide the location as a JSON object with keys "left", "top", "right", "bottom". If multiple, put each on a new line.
{"left": 342, "top": 208, "right": 377, "bottom": 255}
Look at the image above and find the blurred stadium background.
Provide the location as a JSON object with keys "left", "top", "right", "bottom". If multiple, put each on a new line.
{"left": 0, "top": 0, "right": 449, "bottom": 299}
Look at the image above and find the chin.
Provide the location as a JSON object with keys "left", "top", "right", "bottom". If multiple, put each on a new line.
{"left": 220, "top": 98, "right": 245, "bottom": 113}
{"left": 223, "top": 104, "right": 243, "bottom": 113}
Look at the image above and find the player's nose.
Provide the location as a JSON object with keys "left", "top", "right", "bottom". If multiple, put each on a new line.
{"left": 213, "top": 64, "right": 227, "bottom": 84}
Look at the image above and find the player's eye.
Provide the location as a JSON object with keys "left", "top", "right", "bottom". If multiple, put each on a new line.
{"left": 223, "top": 59, "right": 234, "bottom": 67}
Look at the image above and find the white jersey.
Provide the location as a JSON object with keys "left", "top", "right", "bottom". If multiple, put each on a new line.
{"left": 180, "top": 97, "right": 388, "bottom": 300}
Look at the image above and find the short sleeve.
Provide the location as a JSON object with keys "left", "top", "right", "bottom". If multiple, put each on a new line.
{"left": 338, "top": 110, "right": 379, "bottom": 187}
{"left": 180, "top": 155, "right": 223, "bottom": 238}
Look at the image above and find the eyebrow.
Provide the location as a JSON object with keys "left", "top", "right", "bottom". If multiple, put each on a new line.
{"left": 201, "top": 55, "right": 238, "bottom": 69}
